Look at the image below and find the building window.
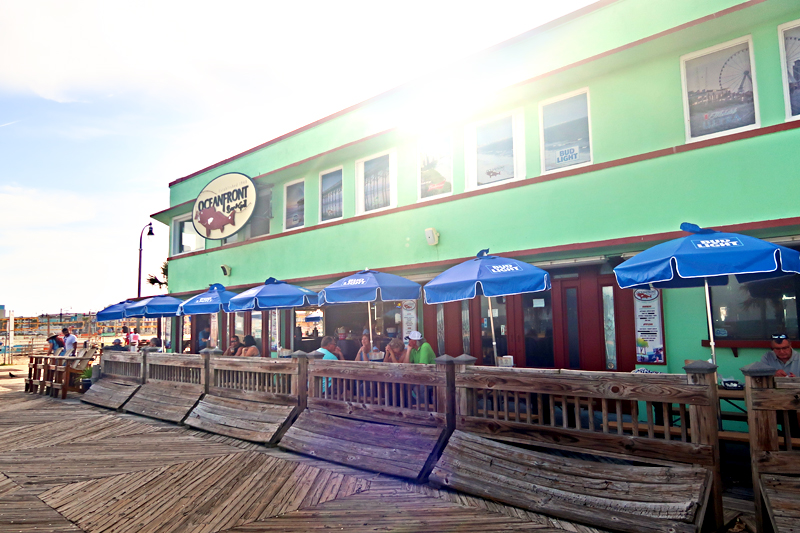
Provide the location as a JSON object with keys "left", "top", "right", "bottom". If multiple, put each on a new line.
{"left": 540, "top": 89, "right": 592, "bottom": 174}
{"left": 172, "top": 214, "right": 204, "bottom": 255}
{"left": 418, "top": 134, "right": 453, "bottom": 201}
{"left": 284, "top": 178, "right": 305, "bottom": 231}
{"left": 356, "top": 150, "right": 396, "bottom": 215}
{"left": 779, "top": 19, "right": 800, "bottom": 121}
{"left": 465, "top": 110, "right": 525, "bottom": 190}
{"left": 319, "top": 167, "right": 343, "bottom": 223}
{"left": 681, "top": 36, "right": 760, "bottom": 142}
{"left": 711, "top": 275, "right": 799, "bottom": 341}
{"left": 249, "top": 181, "right": 272, "bottom": 238}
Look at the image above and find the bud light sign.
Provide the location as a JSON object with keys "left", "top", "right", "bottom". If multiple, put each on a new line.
{"left": 489, "top": 264, "right": 521, "bottom": 274}
{"left": 691, "top": 237, "right": 743, "bottom": 249}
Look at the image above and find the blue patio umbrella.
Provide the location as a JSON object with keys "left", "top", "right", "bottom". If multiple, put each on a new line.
{"left": 228, "top": 278, "right": 318, "bottom": 311}
{"left": 614, "top": 222, "right": 800, "bottom": 363}
{"left": 126, "top": 295, "right": 185, "bottom": 318}
{"left": 178, "top": 283, "right": 238, "bottom": 315}
{"left": 96, "top": 300, "right": 135, "bottom": 322}
{"left": 424, "top": 249, "right": 551, "bottom": 364}
{"left": 318, "top": 269, "right": 422, "bottom": 346}
{"left": 228, "top": 278, "right": 318, "bottom": 351}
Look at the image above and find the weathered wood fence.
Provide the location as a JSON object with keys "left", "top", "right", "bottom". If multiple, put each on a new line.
{"left": 742, "top": 363, "right": 800, "bottom": 533}
{"left": 430, "top": 359, "right": 722, "bottom": 533}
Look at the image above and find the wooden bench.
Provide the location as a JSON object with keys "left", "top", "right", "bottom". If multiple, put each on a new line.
{"left": 81, "top": 352, "right": 144, "bottom": 410}
{"left": 50, "top": 348, "right": 96, "bottom": 399}
{"left": 279, "top": 358, "right": 448, "bottom": 481}
{"left": 429, "top": 360, "right": 723, "bottom": 533}
{"left": 184, "top": 356, "right": 301, "bottom": 444}
{"left": 742, "top": 363, "right": 800, "bottom": 533}
{"left": 123, "top": 353, "right": 205, "bottom": 424}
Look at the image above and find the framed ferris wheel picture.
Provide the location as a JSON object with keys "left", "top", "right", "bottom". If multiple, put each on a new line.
{"left": 779, "top": 19, "right": 800, "bottom": 122}
{"left": 680, "top": 35, "right": 760, "bottom": 143}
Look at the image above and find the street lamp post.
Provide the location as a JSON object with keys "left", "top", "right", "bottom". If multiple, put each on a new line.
{"left": 138, "top": 222, "right": 155, "bottom": 298}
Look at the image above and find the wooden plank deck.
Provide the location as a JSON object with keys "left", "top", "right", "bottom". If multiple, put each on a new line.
{"left": 0, "top": 369, "right": 748, "bottom": 533}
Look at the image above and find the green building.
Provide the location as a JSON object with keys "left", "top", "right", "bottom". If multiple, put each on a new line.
{"left": 152, "top": 0, "right": 800, "bottom": 381}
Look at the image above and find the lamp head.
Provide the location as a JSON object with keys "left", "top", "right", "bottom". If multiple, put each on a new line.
{"left": 146, "top": 223, "right": 155, "bottom": 237}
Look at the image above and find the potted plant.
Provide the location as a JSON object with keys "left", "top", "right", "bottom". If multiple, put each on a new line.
{"left": 80, "top": 367, "right": 93, "bottom": 393}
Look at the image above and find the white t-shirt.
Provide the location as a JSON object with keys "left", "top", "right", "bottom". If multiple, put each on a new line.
{"left": 63, "top": 334, "right": 78, "bottom": 355}
{"left": 130, "top": 333, "right": 140, "bottom": 346}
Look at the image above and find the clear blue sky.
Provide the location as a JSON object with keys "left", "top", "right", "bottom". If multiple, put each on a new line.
{"left": 0, "top": 0, "right": 594, "bottom": 316}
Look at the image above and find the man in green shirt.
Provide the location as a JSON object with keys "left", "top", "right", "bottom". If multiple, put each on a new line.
{"left": 405, "top": 330, "right": 436, "bottom": 364}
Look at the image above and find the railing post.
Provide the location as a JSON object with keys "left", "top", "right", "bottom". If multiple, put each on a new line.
{"left": 203, "top": 351, "right": 210, "bottom": 394}
{"left": 435, "top": 355, "right": 456, "bottom": 432}
{"left": 290, "top": 350, "right": 310, "bottom": 411}
{"left": 683, "top": 360, "right": 722, "bottom": 530}
{"left": 140, "top": 351, "right": 148, "bottom": 384}
{"left": 742, "top": 361, "right": 778, "bottom": 533}
{"left": 453, "top": 354, "right": 477, "bottom": 419}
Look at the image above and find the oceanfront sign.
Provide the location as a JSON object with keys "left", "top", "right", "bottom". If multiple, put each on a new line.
{"left": 192, "top": 172, "right": 257, "bottom": 240}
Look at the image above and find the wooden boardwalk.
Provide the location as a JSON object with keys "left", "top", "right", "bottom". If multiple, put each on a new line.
{"left": 0, "top": 371, "right": 604, "bottom": 533}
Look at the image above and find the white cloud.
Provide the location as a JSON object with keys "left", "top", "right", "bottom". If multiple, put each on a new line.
{"left": 0, "top": 184, "right": 169, "bottom": 315}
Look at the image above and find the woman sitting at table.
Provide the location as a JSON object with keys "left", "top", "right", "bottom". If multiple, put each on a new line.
{"left": 240, "top": 335, "right": 260, "bottom": 357}
{"left": 355, "top": 334, "right": 374, "bottom": 362}
{"left": 383, "top": 337, "right": 405, "bottom": 363}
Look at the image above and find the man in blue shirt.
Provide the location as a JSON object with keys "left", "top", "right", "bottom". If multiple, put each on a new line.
{"left": 197, "top": 326, "right": 211, "bottom": 352}
{"left": 318, "top": 336, "right": 343, "bottom": 393}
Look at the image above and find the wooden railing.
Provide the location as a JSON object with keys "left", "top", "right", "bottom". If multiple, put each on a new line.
{"left": 742, "top": 363, "right": 800, "bottom": 533}
{"left": 307, "top": 360, "right": 446, "bottom": 427}
{"left": 208, "top": 356, "right": 299, "bottom": 405}
{"left": 448, "top": 358, "right": 722, "bottom": 527}
{"left": 144, "top": 353, "right": 205, "bottom": 386}
{"left": 101, "top": 352, "right": 144, "bottom": 383}
{"left": 454, "top": 365, "right": 716, "bottom": 455}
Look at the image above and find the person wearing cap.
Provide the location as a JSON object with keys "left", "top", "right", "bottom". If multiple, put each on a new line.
{"left": 403, "top": 331, "right": 436, "bottom": 364}
{"left": 760, "top": 333, "right": 800, "bottom": 377}
{"left": 105, "top": 339, "right": 126, "bottom": 352}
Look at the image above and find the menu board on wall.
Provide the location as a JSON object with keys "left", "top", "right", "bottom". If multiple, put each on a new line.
{"left": 402, "top": 300, "right": 417, "bottom": 342}
{"left": 633, "top": 289, "right": 666, "bottom": 364}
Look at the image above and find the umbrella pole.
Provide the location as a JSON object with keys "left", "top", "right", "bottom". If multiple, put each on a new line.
{"left": 704, "top": 278, "right": 717, "bottom": 365}
{"left": 367, "top": 302, "right": 373, "bottom": 347}
{"left": 290, "top": 309, "right": 295, "bottom": 352}
{"left": 487, "top": 297, "right": 499, "bottom": 366}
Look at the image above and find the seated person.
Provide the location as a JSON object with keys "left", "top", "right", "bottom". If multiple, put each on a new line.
{"left": 761, "top": 333, "right": 800, "bottom": 377}
{"left": 240, "top": 335, "right": 260, "bottom": 357}
{"left": 403, "top": 331, "right": 436, "bottom": 364}
{"left": 355, "top": 334, "right": 374, "bottom": 362}
{"left": 149, "top": 338, "right": 163, "bottom": 352}
{"left": 223, "top": 335, "right": 242, "bottom": 357}
{"left": 318, "top": 336, "right": 343, "bottom": 360}
{"left": 105, "top": 339, "right": 126, "bottom": 352}
{"left": 383, "top": 337, "right": 405, "bottom": 363}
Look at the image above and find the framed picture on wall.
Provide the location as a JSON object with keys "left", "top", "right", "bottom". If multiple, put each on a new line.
{"left": 284, "top": 179, "right": 305, "bottom": 231}
{"left": 319, "top": 167, "right": 343, "bottom": 223}
{"left": 779, "top": 19, "right": 800, "bottom": 121}
{"left": 418, "top": 134, "right": 453, "bottom": 201}
{"left": 680, "top": 36, "right": 760, "bottom": 142}
{"left": 540, "top": 89, "right": 592, "bottom": 174}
